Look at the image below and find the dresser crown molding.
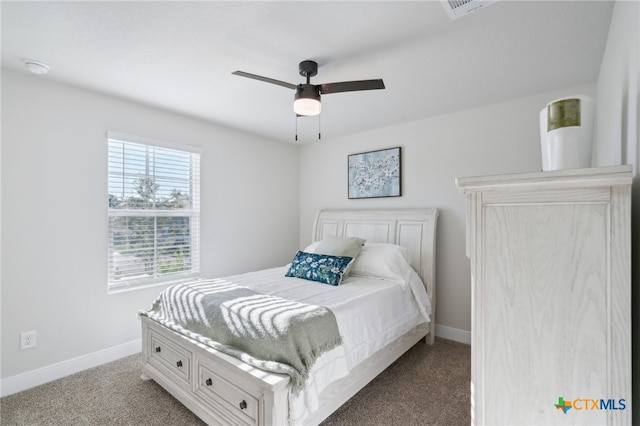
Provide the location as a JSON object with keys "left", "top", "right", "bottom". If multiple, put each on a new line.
{"left": 456, "top": 164, "right": 633, "bottom": 193}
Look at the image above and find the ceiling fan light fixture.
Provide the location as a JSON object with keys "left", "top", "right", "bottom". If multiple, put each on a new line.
{"left": 294, "top": 98, "right": 321, "bottom": 116}
{"left": 294, "top": 85, "right": 321, "bottom": 116}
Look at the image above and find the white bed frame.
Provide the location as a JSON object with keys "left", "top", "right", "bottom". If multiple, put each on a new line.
{"left": 140, "top": 208, "right": 438, "bottom": 426}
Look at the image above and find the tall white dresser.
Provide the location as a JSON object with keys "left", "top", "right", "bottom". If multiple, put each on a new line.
{"left": 456, "top": 165, "right": 632, "bottom": 425}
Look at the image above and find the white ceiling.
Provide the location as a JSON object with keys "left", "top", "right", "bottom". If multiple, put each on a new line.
{"left": 1, "top": 1, "right": 614, "bottom": 143}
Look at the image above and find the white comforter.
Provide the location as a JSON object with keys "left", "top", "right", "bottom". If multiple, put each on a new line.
{"left": 221, "top": 265, "right": 431, "bottom": 424}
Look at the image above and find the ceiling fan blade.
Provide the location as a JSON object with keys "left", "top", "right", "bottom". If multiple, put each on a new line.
{"left": 232, "top": 71, "right": 297, "bottom": 90}
{"left": 319, "top": 79, "right": 385, "bottom": 94}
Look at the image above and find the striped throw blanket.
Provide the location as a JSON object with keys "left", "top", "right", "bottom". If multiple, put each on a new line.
{"left": 139, "top": 278, "right": 343, "bottom": 393}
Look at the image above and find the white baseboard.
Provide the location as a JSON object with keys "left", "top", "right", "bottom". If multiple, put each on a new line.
{"left": 435, "top": 324, "right": 471, "bottom": 345}
{"left": 0, "top": 339, "right": 141, "bottom": 398}
{"left": 0, "top": 326, "right": 469, "bottom": 398}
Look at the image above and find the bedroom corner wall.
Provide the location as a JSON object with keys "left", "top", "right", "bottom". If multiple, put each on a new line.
{"left": 0, "top": 70, "right": 299, "bottom": 391}
{"left": 298, "top": 83, "right": 596, "bottom": 341}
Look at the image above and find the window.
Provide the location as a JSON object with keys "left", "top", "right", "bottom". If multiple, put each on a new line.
{"left": 107, "top": 132, "right": 200, "bottom": 292}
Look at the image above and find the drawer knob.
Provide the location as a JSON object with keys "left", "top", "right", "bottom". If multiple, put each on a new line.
{"left": 239, "top": 400, "right": 247, "bottom": 410}
{"left": 176, "top": 360, "right": 183, "bottom": 368}
{"left": 205, "top": 378, "right": 213, "bottom": 386}
{"left": 155, "top": 346, "right": 161, "bottom": 353}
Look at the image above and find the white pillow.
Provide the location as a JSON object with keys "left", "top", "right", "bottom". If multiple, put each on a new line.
{"left": 304, "top": 236, "right": 365, "bottom": 259}
{"left": 303, "top": 241, "right": 321, "bottom": 253}
{"left": 350, "top": 243, "right": 413, "bottom": 282}
{"left": 304, "top": 236, "right": 365, "bottom": 280}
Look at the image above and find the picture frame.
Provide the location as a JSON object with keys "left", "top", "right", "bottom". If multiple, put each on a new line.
{"left": 348, "top": 147, "right": 401, "bottom": 199}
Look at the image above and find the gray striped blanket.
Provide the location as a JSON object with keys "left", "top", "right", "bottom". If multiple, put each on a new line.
{"left": 139, "top": 278, "right": 343, "bottom": 393}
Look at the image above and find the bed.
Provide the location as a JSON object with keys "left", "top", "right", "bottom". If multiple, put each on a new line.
{"left": 139, "top": 208, "right": 438, "bottom": 425}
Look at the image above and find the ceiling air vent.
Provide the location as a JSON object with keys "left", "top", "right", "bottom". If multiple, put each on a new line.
{"left": 441, "top": 0, "right": 497, "bottom": 20}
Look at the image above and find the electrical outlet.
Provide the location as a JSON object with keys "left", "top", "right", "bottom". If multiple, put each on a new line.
{"left": 20, "top": 330, "right": 37, "bottom": 350}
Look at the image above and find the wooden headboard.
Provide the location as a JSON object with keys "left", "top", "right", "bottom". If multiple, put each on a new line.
{"left": 312, "top": 208, "right": 439, "bottom": 329}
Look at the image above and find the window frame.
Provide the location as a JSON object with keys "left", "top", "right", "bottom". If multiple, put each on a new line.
{"left": 107, "top": 131, "right": 201, "bottom": 293}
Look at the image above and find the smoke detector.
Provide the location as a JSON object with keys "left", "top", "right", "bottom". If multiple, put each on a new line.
{"left": 441, "top": 0, "right": 497, "bottom": 20}
{"left": 23, "top": 59, "right": 50, "bottom": 75}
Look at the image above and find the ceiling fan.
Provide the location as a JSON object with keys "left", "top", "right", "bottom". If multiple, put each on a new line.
{"left": 232, "top": 60, "right": 385, "bottom": 117}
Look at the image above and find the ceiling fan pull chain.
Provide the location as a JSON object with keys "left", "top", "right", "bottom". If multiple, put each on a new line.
{"left": 318, "top": 114, "right": 321, "bottom": 140}
{"left": 295, "top": 115, "right": 298, "bottom": 141}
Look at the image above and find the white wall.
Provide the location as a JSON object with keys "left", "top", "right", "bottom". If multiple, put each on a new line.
{"left": 594, "top": 0, "right": 640, "bottom": 419}
{"left": 595, "top": 0, "right": 639, "bottom": 171}
{"left": 299, "top": 84, "right": 596, "bottom": 336}
{"left": 0, "top": 70, "right": 299, "bottom": 383}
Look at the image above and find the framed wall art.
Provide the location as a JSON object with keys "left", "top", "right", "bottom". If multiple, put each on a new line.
{"left": 348, "top": 147, "right": 401, "bottom": 199}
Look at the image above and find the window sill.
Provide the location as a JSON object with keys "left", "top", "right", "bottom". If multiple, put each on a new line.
{"left": 108, "top": 274, "right": 199, "bottom": 295}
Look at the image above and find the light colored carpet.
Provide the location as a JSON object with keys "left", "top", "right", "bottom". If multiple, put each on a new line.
{"left": 0, "top": 337, "right": 470, "bottom": 425}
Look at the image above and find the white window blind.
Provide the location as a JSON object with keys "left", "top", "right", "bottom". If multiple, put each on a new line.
{"left": 107, "top": 133, "right": 200, "bottom": 291}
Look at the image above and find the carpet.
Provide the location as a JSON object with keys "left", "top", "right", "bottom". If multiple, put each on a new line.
{"left": 0, "top": 337, "right": 470, "bottom": 425}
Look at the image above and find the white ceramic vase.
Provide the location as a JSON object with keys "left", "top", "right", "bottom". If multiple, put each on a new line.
{"left": 539, "top": 96, "right": 595, "bottom": 171}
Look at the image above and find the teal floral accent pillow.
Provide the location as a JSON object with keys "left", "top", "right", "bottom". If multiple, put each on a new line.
{"left": 285, "top": 251, "right": 354, "bottom": 286}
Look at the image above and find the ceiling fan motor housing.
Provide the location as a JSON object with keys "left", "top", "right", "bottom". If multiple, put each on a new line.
{"left": 295, "top": 84, "right": 320, "bottom": 101}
